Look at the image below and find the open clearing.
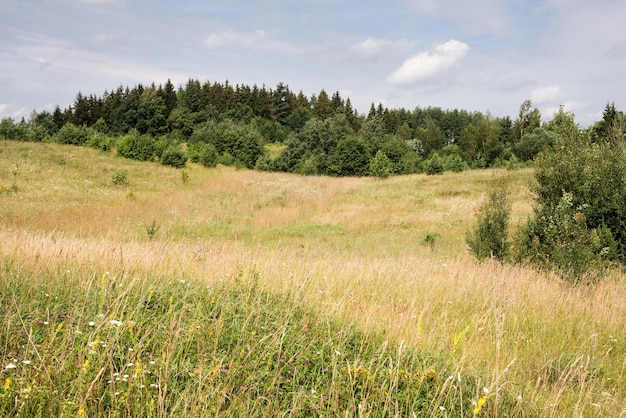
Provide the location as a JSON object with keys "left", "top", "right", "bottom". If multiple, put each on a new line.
{"left": 1, "top": 141, "right": 625, "bottom": 416}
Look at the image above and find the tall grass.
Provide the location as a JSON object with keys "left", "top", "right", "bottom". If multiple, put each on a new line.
{"left": 1, "top": 141, "right": 625, "bottom": 416}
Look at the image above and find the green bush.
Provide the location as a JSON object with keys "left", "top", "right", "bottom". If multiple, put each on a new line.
{"left": 160, "top": 145, "right": 187, "bottom": 168}
{"left": 116, "top": 134, "right": 156, "bottom": 161}
{"left": 424, "top": 153, "right": 444, "bottom": 175}
{"left": 86, "top": 132, "right": 113, "bottom": 152}
{"left": 443, "top": 154, "right": 468, "bottom": 172}
{"left": 466, "top": 177, "right": 511, "bottom": 261}
{"left": 198, "top": 143, "right": 219, "bottom": 168}
{"left": 111, "top": 170, "right": 128, "bottom": 185}
{"left": 514, "top": 133, "right": 626, "bottom": 282}
{"left": 52, "top": 123, "right": 92, "bottom": 146}
{"left": 331, "top": 135, "right": 371, "bottom": 176}
{"left": 369, "top": 150, "right": 392, "bottom": 178}
{"left": 0, "top": 118, "right": 28, "bottom": 140}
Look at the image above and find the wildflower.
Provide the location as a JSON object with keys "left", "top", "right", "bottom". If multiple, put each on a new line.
{"left": 3, "top": 378, "right": 11, "bottom": 391}
{"left": 77, "top": 405, "right": 85, "bottom": 418}
{"left": 5, "top": 363, "right": 17, "bottom": 370}
{"left": 439, "top": 406, "right": 446, "bottom": 411}
{"left": 134, "top": 361, "right": 142, "bottom": 378}
{"left": 426, "top": 368, "right": 437, "bottom": 379}
{"left": 88, "top": 322, "right": 95, "bottom": 327}
{"left": 109, "top": 320, "right": 124, "bottom": 327}
{"left": 473, "top": 396, "right": 488, "bottom": 415}
{"left": 82, "top": 359, "right": 90, "bottom": 371}
{"left": 22, "top": 360, "right": 31, "bottom": 365}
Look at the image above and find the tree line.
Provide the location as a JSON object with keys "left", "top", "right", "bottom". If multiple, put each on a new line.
{"left": 0, "top": 79, "right": 624, "bottom": 176}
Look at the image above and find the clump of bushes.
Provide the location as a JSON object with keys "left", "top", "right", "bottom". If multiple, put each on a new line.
{"left": 467, "top": 123, "right": 626, "bottom": 283}
{"left": 514, "top": 133, "right": 626, "bottom": 282}
{"left": 116, "top": 133, "right": 156, "bottom": 161}
{"left": 160, "top": 144, "right": 187, "bottom": 168}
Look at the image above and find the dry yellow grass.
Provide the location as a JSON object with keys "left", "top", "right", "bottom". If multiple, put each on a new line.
{"left": 1, "top": 140, "right": 625, "bottom": 415}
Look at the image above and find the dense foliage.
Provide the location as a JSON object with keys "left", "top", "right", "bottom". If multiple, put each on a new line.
{"left": 464, "top": 105, "right": 626, "bottom": 282}
{"left": 515, "top": 107, "right": 626, "bottom": 281}
{"left": 1, "top": 78, "right": 596, "bottom": 175}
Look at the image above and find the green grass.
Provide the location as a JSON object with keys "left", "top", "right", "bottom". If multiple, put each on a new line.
{"left": 0, "top": 262, "right": 522, "bottom": 417}
{"left": 1, "top": 140, "right": 625, "bottom": 416}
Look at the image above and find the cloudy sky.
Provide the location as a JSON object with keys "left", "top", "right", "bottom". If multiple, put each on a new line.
{"left": 1, "top": 0, "right": 625, "bottom": 126}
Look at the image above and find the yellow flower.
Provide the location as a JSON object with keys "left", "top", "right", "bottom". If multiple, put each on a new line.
{"left": 426, "top": 368, "right": 437, "bottom": 379}
{"left": 473, "top": 395, "right": 487, "bottom": 415}
{"left": 77, "top": 405, "right": 85, "bottom": 418}
{"left": 3, "top": 377, "right": 11, "bottom": 391}
{"left": 134, "top": 360, "right": 142, "bottom": 378}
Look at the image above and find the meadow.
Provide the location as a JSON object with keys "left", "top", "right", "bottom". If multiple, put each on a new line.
{"left": 0, "top": 140, "right": 625, "bottom": 417}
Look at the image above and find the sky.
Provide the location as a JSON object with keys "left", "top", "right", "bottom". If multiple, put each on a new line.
{"left": 1, "top": 0, "right": 625, "bottom": 127}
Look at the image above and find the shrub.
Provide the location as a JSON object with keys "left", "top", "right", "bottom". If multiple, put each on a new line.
{"left": 443, "top": 154, "right": 468, "bottom": 172}
{"left": 514, "top": 133, "right": 626, "bottom": 282}
{"left": 0, "top": 118, "right": 28, "bottom": 140}
{"left": 111, "top": 170, "right": 128, "bottom": 185}
{"left": 369, "top": 150, "right": 392, "bottom": 178}
{"left": 424, "top": 153, "right": 444, "bottom": 175}
{"left": 466, "top": 177, "right": 511, "bottom": 261}
{"left": 116, "top": 134, "right": 156, "bottom": 161}
{"left": 52, "top": 123, "right": 92, "bottom": 146}
{"left": 160, "top": 145, "right": 187, "bottom": 168}
{"left": 86, "top": 132, "right": 113, "bottom": 152}
{"left": 331, "top": 135, "right": 371, "bottom": 176}
{"left": 198, "top": 143, "right": 219, "bottom": 168}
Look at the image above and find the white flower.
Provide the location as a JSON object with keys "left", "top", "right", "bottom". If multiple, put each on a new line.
{"left": 483, "top": 387, "right": 490, "bottom": 394}
{"left": 109, "top": 320, "right": 124, "bottom": 327}
{"left": 517, "top": 394, "right": 523, "bottom": 402}
{"left": 22, "top": 360, "right": 31, "bottom": 365}
{"left": 88, "top": 321, "right": 95, "bottom": 327}
{"left": 5, "top": 363, "right": 17, "bottom": 369}
{"left": 439, "top": 406, "right": 446, "bottom": 411}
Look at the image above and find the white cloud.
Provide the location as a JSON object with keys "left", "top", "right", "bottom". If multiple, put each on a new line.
{"left": 203, "top": 29, "right": 301, "bottom": 54}
{"left": 386, "top": 40, "right": 469, "bottom": 85}
{"left": 351, "top": 37, "right": 416, "bottom": 59}
{"left": 530, "top": 85, "right": 565, "bottom": 104}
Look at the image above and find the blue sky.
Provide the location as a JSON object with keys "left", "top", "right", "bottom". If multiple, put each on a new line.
{"left": 1, "top": 0, "right": 625, "bottom": 127}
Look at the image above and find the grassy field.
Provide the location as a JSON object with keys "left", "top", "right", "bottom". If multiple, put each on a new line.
{"left": 1, "top": 140, "right": 625, "bottom": 417}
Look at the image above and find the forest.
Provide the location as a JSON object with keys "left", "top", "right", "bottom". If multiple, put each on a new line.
{"left": 1, "top": 79, "right": 623, "bottom": 177}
